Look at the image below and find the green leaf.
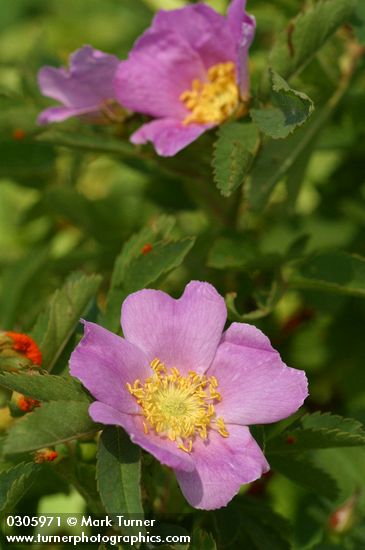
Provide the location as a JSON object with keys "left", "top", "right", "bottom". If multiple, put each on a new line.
{"left": 190, "top": 529, "right": 217, "bottom": 550}
{"left": 4, "top": 401, "right": 98, "bottom": 454}
{"left": 269, "top": 454, "right": 339, "bottom": 499}
{"left": 100, "top": 216, "right": 194, "bottom": 331}
{"left": 123, "top": 238, "right": 195, "bottom": 293}
{"left": 109, "top": 215, "right": 175, "bottom": 290}
{"left": 267, "top": 413, "right": 365, "bottom": 454}
{"left": 212, "top": 122, "right": 259, "bottom": 197}
{"left": 0, "top": 462, "right": 39, "bottom": 513}
{"left": 215, "top": 499, "right": 291, "bottom": 550}
{"left": 97, "top": 427, "right": 144, "bottom": 532}
{"left": 248, "top": 101, "right": 340, "bottom": 211}
{"left": 289, "top": 252, "right": 365, "bottom": 298}
{"left": 0, "top": 372, "right": 89, "bottom": 402}
{"left": 301, "top": 412, "right": 365, "bottom": 432}
{"left": 31, "top": 272, "right": 102, "bottom": 371}
{"left": 311, "top": 446, "right": 365, "bottom": 503}
{"left": 251, "top": 71, "right": 314, "bottom": 139}
{"left": 270, "top": 0, "right": 357, "bottom": 79}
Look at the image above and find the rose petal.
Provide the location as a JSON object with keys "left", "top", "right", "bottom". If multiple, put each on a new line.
{"left": 236, "top": 15, "right": 256, "bottom": 98}
{"left": 152, "top": 4, "right": 237, "bottom": 69}
{"left": 175, "top": 425, "right": 269, "bottom": 509}
{"left": 121, "top": 281, "right": 227, "bottom": 375}
{"left": 69, "top": 321, "right": 151, "bottom": 414}
{"left": 208, "top": 324, "right": 308, "bottom": 424}
{"left": 221, "top": 322, "right": 275, "bottom": 351}
{"left": 89, "top": 401, "right": 195, "bottom": 472}
{"left": 37, "top": 105, "right": 98, "bottom": 125}
{"left": 114, "top": 29, "right": 206, "bottom": 119}
{"left": 131, "top": 118, "right": 211, "bottom": 157}
{"left": 37, "top": 45, "right": 119, "bottom": 118}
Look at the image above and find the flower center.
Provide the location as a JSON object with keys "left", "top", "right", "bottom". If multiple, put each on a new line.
{"left": 126, "top": 358, "right": 229, "bottom": 453}
{"left": 180, "top": 61, "right": 239, "bottom": 126}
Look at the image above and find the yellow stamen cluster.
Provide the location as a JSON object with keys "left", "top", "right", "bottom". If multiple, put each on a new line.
{"left": 126, "top": 359, "right": 229, "bottom": 453}
{"left": 180, "top": 61, "right": 239, "bottom": 125}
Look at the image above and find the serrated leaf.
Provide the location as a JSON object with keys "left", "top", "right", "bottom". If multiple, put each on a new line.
{"left": 31, "top": 272, "right": 102, "bottom": 371}
{"left": 97, "top": 427, "right": 144, "bottom": 535}
{"left": 100, "top": 216, "right": 175, "bottom": 331}
{"left": 267, "top": 413, "right": 365, "bottom": 454}
{"left": 0, "top": 462, "right": 39, "bottom": 513}
{"left": 4, "top": 401, "right": 98, "bottom": 455}
{"left": 100, "top": 217, "right": 194, "bottom": 331}
{"left": 110, "top": 215, "right": 175, "bottom": 290}
{"left": 123, "top": 238, "right": 195, "bottom": 292}
{"left": 269, "top": 454, "right": 339, "bottom": 499}
{"left": 213, "top": 122, "right": 259, "bottom": 197}
{"left": 270, "top": 0, "right": 357, "bottom": 79}
{"left": 248, "top": 99, "right": 340, "bottom": 210}
{"left": 301, "top": 412, "right": 365, "bottom": 433}
{"left": 251, "top": 71, "right": 314, "bottom": 139}
{"left": 0, "top": 372, "right": 89, "bottom": 402}
{"left": 289, "top": 252, "right": 365, "bottom": 298}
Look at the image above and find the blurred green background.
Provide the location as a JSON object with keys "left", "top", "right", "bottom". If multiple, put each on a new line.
{"left": 1, "top": 1, "right": 365, "bottom": 549}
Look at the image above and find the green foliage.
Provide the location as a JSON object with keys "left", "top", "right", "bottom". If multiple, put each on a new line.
{"left": 37, "top": 129, "right": 137, "bottom": 159}
{"left": 251, "top": 71, "right": 314, "bottom": 139}
{"left": 289, "top": 251, "right": 365, "bottom": 298}
{"left": 353, "top": 2, "right": 365, "bottom": 44}
{"left": 100, "top": 216, "right": 194, "bottom": 330}
{"left": 31, "top": 272, "right": 102, "bottom": 371}
{"left": 0, "top": 372, "right": 89, "bottom": 402}
{"left": 97, "top": 427, "right": 144, "bottom": 531}
{"left": 212, "top": 122, "right": 258, "bottom": 196}
{"left": 0, "top": 140, "right": 55, "bottom": 185}
{"left": 190, "top": 529, "right": 217, "bottom": 550}
{"left": 267, "top": 413, "right": 365, "bottom": 453}
{"left": 248, "top": 102, "right": 339, "bottom": 210}
{"left": 4, "top": 401, "right": 98, "bottom": 454}
{"left": 270, "top": 0, "right": 357, "bottom": 79}
{"left": 0, "top": 462, "right": 39, "bottom": 513}
{"left": 0, "top": 248, "right": 50, "bottom": 328}
{"left": 0, "top": 0, "right": 364, "bottom": 547}
{"left": 208, "top": 237, "right": 257, "bottom": 269}
{"left": 269, "top": 454, "right": 339, "bottom": 499}
{"left": 215, "top": 499, "right": 291, "bottom": 549}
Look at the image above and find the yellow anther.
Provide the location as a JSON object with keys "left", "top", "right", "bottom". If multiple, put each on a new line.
{"left": 180, "top": 61, "right": 239, "bottom": 125}
{"left": 216, "top": 417, "right": 229, "bottom": 438}
{"left": 126, "top": 359, "right": 229, "bottom": 453}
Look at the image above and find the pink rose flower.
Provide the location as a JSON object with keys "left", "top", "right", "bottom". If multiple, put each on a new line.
{"left": 70, "top": 281, "right": 308, "bottom": 510}
{"left": 114, "top": 0, "right": 256, "bottom": 156}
